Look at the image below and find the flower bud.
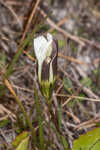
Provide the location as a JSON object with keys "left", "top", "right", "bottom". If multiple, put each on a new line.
{"left": 34, "top": 33, "right": 58, "bottom": 99}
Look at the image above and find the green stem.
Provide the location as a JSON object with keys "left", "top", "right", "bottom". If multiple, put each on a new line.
{"left": 34, "top": 87, "right": 45, "bottom": 150}
{"left": 46, "top": 97, "right": 61, "bottom": 134}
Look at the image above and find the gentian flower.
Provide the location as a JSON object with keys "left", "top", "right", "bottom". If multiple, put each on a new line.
{"left": 34, "top": 33, "right": 58, "bottom": 100}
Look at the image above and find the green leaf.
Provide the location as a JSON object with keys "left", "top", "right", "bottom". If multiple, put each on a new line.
{"left": 72, "top": 127, "right": 100, "bottom": 150}
{"left": 12, "top": 131, "right": 29, "bottom": 150}
{"left": 15, "top": 136, "right": 29, "bottom": 150}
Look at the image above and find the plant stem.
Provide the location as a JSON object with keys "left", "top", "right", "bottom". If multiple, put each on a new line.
{"left": 0, "top": 14, "right": 50, "bottom": 96}
{"left": 5, "top": 79, "right": 36, "bottom": 148}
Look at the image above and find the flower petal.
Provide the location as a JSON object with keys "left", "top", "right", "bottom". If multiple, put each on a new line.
{"left": 34, "top": 33, "right": 53, "bottom": 82}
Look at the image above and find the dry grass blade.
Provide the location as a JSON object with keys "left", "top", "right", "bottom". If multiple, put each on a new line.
{"left": 58, "top": 53, "right": 88, "bottom": 66}
{"left": 55, "top": 94, "right": 100, "bottom": 102}
{"left": 5, "top": 79, "right": 17, "bottom": 98}
{"left": 75, "top": 117, "right": 100, "bottom": 130}
{"left": 4, "top": 79, "right": 37, "bottom": 146}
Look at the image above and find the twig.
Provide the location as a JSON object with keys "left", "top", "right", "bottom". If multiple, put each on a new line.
{"left": 75, "top": 117, "right": 100, "bottom": 130}
{"left": 55, "top": 94, "right": 100, "bottom": 102}
{"left": 39, "top": 7, "right": 100, "bottom": 50}
{"left": 80, "top": 37, "right": 100, "bottom": 49}
{"left": 56, "top": 82, "right": 64, "bottom": 94}
{"left": 38, "top": 7, "right": 85, "bottom": 46}
{"left": 58, "top": 53, "right": 88, "bottom": 66}
{"left": 20, "top": 0, "right": 41, "bottom": 43}
{"left": 65, "top": 110, "right": 80, "bottom": 124}
{"left": 48, "top": 16, "right": 70, "bottom": 33}
{"left": 62, "top": 97, "right": 73, "bottom": 107}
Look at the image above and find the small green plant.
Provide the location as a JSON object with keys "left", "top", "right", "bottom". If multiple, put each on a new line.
{"left": 0, "top": 16, "right": 69, "bottom": 150}
{"left": 34, "top": 33, "right": 68, "bottom": 150}
{"left": 34, "top": 33, "right": 58, "bottom": 101}
{"left": 3, "top": 16, "right": 49, "bottom": 150}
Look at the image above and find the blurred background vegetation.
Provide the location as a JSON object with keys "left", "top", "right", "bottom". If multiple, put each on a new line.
{"left": 0, "top": 0, "right": 100, "bottom": 149}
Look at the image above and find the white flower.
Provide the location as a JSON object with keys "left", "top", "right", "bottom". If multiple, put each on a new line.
{"left": 34, "top": 33, "right": 58, "bottom": 100}
{"left": 34, "top": 33, "right": 53, "bottom": 82}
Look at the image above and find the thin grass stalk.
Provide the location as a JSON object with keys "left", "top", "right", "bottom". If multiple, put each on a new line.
{"left": 5, "top": 79, "right": 36, "bottom": 148}
{"left": 34, "top": 85, "right": 45, "bottom": 150}
{"left": 52, "top": 123, "right": 68, "bottom": 150}
{"left": 46, "top": 97, "right": 69, "bottom": 149}
{"left": 57, "top": 105, "right": 68, "bottom": 149}
{"left": 0, "top": 14, "right": 50, "bottom": 96}
{"left": 57, "top": 104, "right": 62, "bottom": 130}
